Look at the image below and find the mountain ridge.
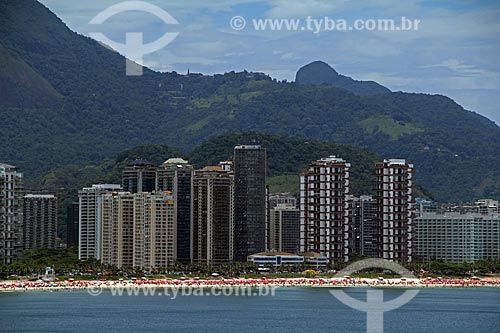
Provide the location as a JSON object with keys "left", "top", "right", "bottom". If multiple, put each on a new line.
{"left": 295, "top": 60, "right": 391, "bottom": 96}
{"left": 1, "top": 0, "right": 499, "bottom": 202}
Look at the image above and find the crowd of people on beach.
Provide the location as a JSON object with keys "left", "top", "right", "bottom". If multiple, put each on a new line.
{"left": 1, "top": 276, "right": 500, "bottom": 292}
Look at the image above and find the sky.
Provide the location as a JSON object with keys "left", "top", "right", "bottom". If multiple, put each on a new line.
{"left": 39, "top": 0, "right": 500, "bottom": 124}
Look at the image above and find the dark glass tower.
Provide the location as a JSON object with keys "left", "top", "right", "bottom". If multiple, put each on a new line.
{"left": 157, "top": 158, "right": 193, "bottom": 263}
{"left": 66, "top": 201, "right": 79, "bottom": 248}
{"left": 351, "top": 195, "right": 377, "bottom": 257}
{"left": 233, "top": 143, "right": 266, "bottom": 262}
{"left": 22, "top": 193, "right": 57, "bottom": 249}
{"left": 192, "top": 166, "right": 234, "bottom": 265}
{"left": 122, "top": 159, "right": 156, "bottom": 193}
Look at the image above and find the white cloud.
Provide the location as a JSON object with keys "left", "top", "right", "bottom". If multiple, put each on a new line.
{"left": 265, "top": 0, "right": 344, "bottom": 18}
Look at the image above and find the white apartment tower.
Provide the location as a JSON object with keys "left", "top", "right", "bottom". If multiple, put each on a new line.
{"left": 100, "top": 192, "right": 176, "bottom": 269}
{"left": 78, "top": 184, "right": 122, "bottom": 260}
{"left": 374, "top": 159, "right": 415, "bottom": 263}
{"left": 300, "top": 156, "right": 351, "bottom": 263}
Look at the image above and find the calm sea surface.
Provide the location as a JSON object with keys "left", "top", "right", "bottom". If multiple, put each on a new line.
{"left": 1, "top": 287, "right": 500, "bottom": 332}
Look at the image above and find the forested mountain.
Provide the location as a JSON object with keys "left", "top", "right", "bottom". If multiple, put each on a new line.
{"left": 295, "top": 60, "right": 391, "bottom": 95}
{"left": 42, "top": 133, "right": 379, "bottom": 195}
{"left": 1, "top": 0, "right": 500, "bottom": 202}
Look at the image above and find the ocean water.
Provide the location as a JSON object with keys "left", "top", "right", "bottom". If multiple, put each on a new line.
{"left": 1, "top": 287, "right": 500, "bottom": 332}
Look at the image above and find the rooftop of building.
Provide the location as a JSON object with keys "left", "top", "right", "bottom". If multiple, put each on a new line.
{"left": 378, "top": 158, "right": 413, "bottom": 167}
{"left": 417, "top": 212, "right": 500, "bottom": 220}
{"left": 272, "top": 204, "right": 299, "bottom": 210}
{"left": 309, "top": 155, "right": 349, "bottom": 166}
{"left": 0, "top": 163, "right": 17, "bottom": 169}
{"left": 24, "top": 194, "right": 56, "bottom": 199}
{"left": 200, "top": 165, "right": 224, "bottom": 172}
{"left": 80, "top": 184, "right": 122, "bottom": 191}
{"left": 101, "top": 191, "right": 174, "bottom": 199}
{"left": 235, "top": 142, "right": 262, "bottom": 149}
{"left": 249, "top": 251, "right": 299, "bottom": 257}
{"left": 161, "top": 157, "right": 189, "bottom": 166}
{"left": 269, "top": 192, "right": 296, "bottom": 198}
{"left": 475, "top": 199, "right": 499, "bottom": 207}
{"left": 127, "top": 159, "right": 154, "bottom": 167}
{"left": 300, "top": 252, "right": 324, "bottom": 257}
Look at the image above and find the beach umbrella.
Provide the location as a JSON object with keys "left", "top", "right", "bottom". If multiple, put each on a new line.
{"left": 211, "top": 273, "right": 219, "bottom": 277}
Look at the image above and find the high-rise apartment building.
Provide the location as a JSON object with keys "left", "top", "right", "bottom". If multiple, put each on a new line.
{"left": 374, "top": 159, "right": 415, "bottom": 263}
{"left": 350, "top": 195, "right": 377, "bottom": 257}
{"left": 192, "top": 166, "right": 234, "bottom": 265}
{"left": 269, "top": 204, "right": 300, "bottom": 254}
{"left": 300, "top": 156, "right": 351, "bottom": 263}
{"left": 66, "top": 202, "right": 79, "bottom": 247}
{"left": 233, "top": 143, "right": 267, "bottom": 262}
{"left": 22, "top": 194, "right": 57, "bottom": 249}
{"left": 266, "top": 193, "right": 297, "bottom": 251}
{"left": 122, "top": 159, "right": 156, "bottom": 193}
{"left": 157, "top": 158, "right": 193, "bottom": 263}
{"left": 78, "top": 184, "right": 122, "bottom": 260}
{"left": 100, "top": 192, "right": 176, "bottom": 268}
{"left": 0, "top": 163, "right": 23, "bottom": 264}
{"left": 476, "top": 199, "right": 499, "bottom": 215}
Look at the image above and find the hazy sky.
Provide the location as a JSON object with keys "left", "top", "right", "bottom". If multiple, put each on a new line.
{"left": 39, "top": 0, "right": 500, "bottom": 124}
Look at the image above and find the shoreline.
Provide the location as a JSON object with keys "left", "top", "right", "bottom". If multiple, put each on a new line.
{"left": 2, "top": 277, "right": 500, "bottom": 292}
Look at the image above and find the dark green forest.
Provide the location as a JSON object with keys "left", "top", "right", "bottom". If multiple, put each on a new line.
{"left": 1, "top": 0, "right": 500, "bottom": 204}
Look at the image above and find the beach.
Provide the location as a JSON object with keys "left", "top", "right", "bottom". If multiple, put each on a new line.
{"left": 1, "top": 276, "right": 500, "bottom": 292}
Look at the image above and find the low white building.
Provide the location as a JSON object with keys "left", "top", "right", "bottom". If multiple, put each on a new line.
{"left": 414, "top": 212, "right": 500, "bottom": 263}
{"left": 247, "top": 252, "right": 304, "bottom": 266}
{"left": 247, "top": 252, "right": 328, "bottom": 267}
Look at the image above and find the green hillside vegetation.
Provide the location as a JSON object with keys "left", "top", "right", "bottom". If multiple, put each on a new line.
{"left": 267, "top": 175, "right": 300, "bottom": 193}
{"left": 0, "top": 44, "right": 62, "bottom": 107}
{"left": 359, "top": 115, "right": 424, "bottom": 140}
{"left": 1, "top": 1, "right": 500, "bottom": 202}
